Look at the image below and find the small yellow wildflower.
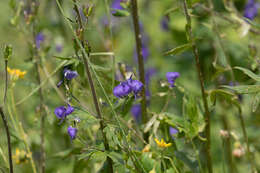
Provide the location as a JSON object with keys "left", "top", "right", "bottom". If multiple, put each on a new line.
{"left": 154, "top": 138, "right": 172, "bottom": 148}
{"left": 142, "top": 145, "right": 150, "bottom": 153}
{"left": 7, "top": 67, "right": 27, "bottom": 79}
{"left": 13, "top": 148, "right": 29, "bottom": 164}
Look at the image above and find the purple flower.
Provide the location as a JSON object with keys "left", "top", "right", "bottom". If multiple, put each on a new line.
{"left": 244, "top": 0, "right": 259, "bottom": 20}
{"left": 56, "top": 44, "right": 63, "bottom": 53}
{"left": 67, "top": 126, "right": 78, "bottom": 140}
{"left": 54, "top": 104, "right": 74, "bottom": 119}
{"left": 131, "top": 104, "right": 142, "bottom": 123}
{"left": 64, "top": 104, "right": 74, "bottom": 116}
{"left": 113, "top": 81, "right": 132, "bottom": 98}
{"left": 169, "top": 127, "right": 178, "bottom": 139}
{"left": 64, "top": 69, "right": 78, "bottom": 80}
{"left": 54, "top": 106, "right": 66, "bottom": 119}
{"left": 127, "top": 77, "right": 143, "bottom": 95}
{"left": 166, "top": 72, "right": 180, "bottom": 87}
{"left": 35, "top": 32, "right": 45, "bottom": 49}
{"left": 111, "top": 0, "right": 124, "bottom": 14}
{"left": 160, "top": 16, "right": 170, "bottom": 31}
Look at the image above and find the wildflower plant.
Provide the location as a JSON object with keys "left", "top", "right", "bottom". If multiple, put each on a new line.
{"left": 0, "top": 0, "right": 260, "bottom": 173}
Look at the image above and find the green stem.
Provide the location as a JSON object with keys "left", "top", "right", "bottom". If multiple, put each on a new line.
{"left": 238, "top": 109, "right": 255, "bottom": 173}
{"left": 182, "top": 0, "right": 213, "bottom": 172}
{"left": 221, "top": 114, "right": 236, "bottom": 173}
{"left": 32, "top": 19, "right": 46, "bottom": 173}
{"left": 104, "top": 0, "right": 116, "bottom": 98}
{"left": 131, "top": 0, "right": 149, "bottom": 141}
{"left": 3, "top": 60, "right": 8, "bottom": 105}
{"left": 0, "top": 107, "right": 13, "bottom": 173}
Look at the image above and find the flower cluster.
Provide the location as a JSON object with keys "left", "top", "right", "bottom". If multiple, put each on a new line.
{"left": 7, "top": 67, "right": 27, "bottom": 79}
{"left": 54, "top": 104, "right": 78, "bottom": 140}
{"left": 154, "top": 138, "right": 172, "bottom": 148}
{"left": 113, "top": 76, "right": 143, "bottom": 98}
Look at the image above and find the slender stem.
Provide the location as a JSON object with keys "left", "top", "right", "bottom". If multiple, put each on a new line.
{"left": 190, "top": 139, "right": 203, "bottom": 172}
{"left": 221, "top": 114, "right": 236, "bottom": 173}
{"left": 32, "top": 20, "right": 45, "bottom": 173}
{"left": 3, "top": 60, "right": 8, "bottom": 104}
{"left": 182, "top": 0, "right": 213, "bottom": 172}
{"left": 238, "top": 109, "right": 255, "bottom": 173}
{"left": 10, "top": 90, "right": 37, "bottom": 173}
{"left": 131, "top": 0, "right": 148, "bottom": 140}
{"left": 104, "top": 0, "right": 116, "bottom": 97}
{"left": 73, "top": 1, "right": 113, "bottom": 172}
{"left": 0, "top": 107, "right": 14, "bottom": 173}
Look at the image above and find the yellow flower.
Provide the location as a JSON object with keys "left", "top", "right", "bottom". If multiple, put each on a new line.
{"left": 154, "top": 138, "right": 172, "bottom": 148}
{"left": 142, "top": 145, "right": 150, "bottom": 153}
{"left": 7, "top": 67, "right": 27, "bottom": 79}
{"left": 13, "top": 148, "right": 29, "bottom": 164}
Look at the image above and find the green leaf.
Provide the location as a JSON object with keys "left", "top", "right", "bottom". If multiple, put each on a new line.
{"left": 164, "top": 43, "right": 192, "bottom": 56}
{"left": 209, "top": 89, "right": 241, "bottom": 110}
{"left": 141, "top": 153, "right": 155, "bottom": 172}
{"left": 175, "top": 151, "right": 199, "bottom": 173}
{"left": 112, "top": 9, "right": 130, "bottom": 17}
{"left": 234, "top": 66, "right": 260, "bottom": 82}
{"left": 252, "top": 93, "right": 260, "bottom": 112}
{"left": 222, "top": 85, "right": 260, "bottom": 94}
{"left": 182, "top": 95, "right": 204, "bottom": 139}
{"left": 53, "top": 55, "right": 73, "bottom": 60}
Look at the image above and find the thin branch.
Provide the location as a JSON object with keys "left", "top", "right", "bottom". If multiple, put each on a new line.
{"left": 182, "top": 0, "right": 213, "bottom": 172}
{"left": 131, "top": 0, "right": 149, "bottom": 141}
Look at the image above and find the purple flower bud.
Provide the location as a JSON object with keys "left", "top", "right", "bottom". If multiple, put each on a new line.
{"left": 131, "top": 104, "right": 142, "bottom": 123}
{"left": 56, "top": 44, "right": 63, "bottom": 53}
{"left": 169, "top": 127, "right": 178, "bottom": 139}
{"left": 166, "top": 72, "right": 180, "bottom": 87}
{"left": 160, "top": 16, "right": 170, "bottom": 31}
{"left": 57, "top": 80, "right": 64, "bottom": 88}
{"left": 35, "top": 32, "right": 45, "bottom": 49}
{"left": 113, "top": 82, "right": 132, "bottom": 98}
{"left": 64, "top": 69, "right": 78, "bottom": 80}
{"left": 127, "top": 78, "right": 143, "bottom": 95}
{"left": 54, "top": 106, "right": 66, "bottom": 119}
{"left": 67, "top": 126, "right": 78, "bottom": 140}
{"left": 244, "top": 0, "right": 259, "bottom": 20}
{"left": 111, "top": 0, "right": 124, "bottom": 14}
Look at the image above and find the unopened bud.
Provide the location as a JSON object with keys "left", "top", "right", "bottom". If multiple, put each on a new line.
{"left": 219, "top": 130, "right": 229, "bottom": 138}
{"left": 4, "top": 44, "right": 13, "bottom": 60}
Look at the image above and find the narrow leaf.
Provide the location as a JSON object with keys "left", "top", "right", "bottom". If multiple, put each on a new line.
{"left": 164, "top": 43, "right": 192, "bottom": 56}
{"left": 235, "top": 66, "right": 260, "bottom": 82}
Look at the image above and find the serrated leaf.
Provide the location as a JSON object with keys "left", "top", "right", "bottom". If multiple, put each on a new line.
{"left": 234, "top": 66, "right": 260, "bottom": 82}
{"left": 222, "top": 85, "right": 260, "bottom": 94}
{"left": 164, "top": 43, "right": 192, "bottom": 56}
